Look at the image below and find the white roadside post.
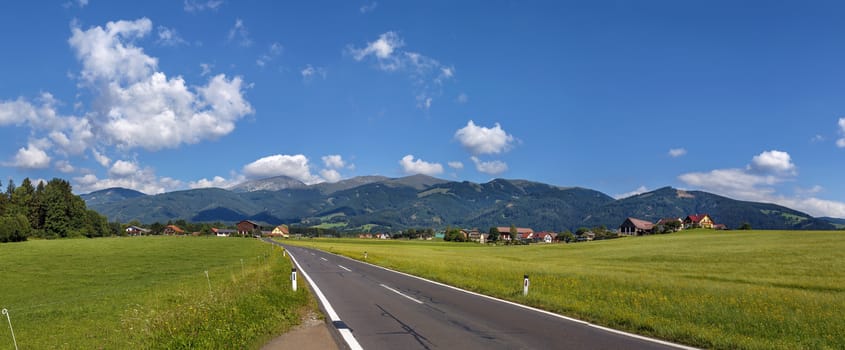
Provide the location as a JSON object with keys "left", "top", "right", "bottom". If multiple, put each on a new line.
{"left": 523, "top": 274, "right": 530, "bottom": 296}
{"left": 3, "top": 308, "right": 19, "bottom": 350}
{"left": 291, "top": 267, "right": 298, "bottom": 292}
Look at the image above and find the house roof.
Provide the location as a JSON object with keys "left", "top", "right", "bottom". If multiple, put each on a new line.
{"left": 496, "top": 227, "right": 534, "bottom": 235}
{"left": 273, "top": 225, "right": 289, "bottom": 234}
{"left": 685, "top": 214, "right": 710, "bottom": 223}
{"left": 165, "top": 225, "right": 185, "bottom": 233}
{"left": 657, "top": 218, "right": 682, "bottom": 225}
{"left": 625, "top": 217, "right": 654, "bottom": 230}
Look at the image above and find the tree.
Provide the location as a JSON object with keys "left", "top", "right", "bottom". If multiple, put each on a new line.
{"left": 509, "top": 224, "right": 518, "bottom": 243}
{"left": 738, "top": 222, "right": 752, "bottom": 230}
{"left": 488, "top": 227, "right": 500, "bottom": 242}
{"left": 559, "top": 230, "right": 575, "bottom": 243}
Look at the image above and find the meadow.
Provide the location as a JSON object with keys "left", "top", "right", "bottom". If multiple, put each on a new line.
{"left": 284, "top": 230, "right": 845, "bottom": 350}
{"left": 0, "top": 237, "right": 310, "bottom": 349}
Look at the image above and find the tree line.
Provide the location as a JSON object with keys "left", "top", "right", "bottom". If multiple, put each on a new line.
{"left": 0, "top": 178, "right": 110, "bottom": 242}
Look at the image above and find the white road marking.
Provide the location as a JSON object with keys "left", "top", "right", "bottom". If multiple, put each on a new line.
{"left": 338, "top": 265, "right": 352, "bottom": 272}
{"left": 286, "top": 249, "right": 363, "bottom": 350}
{"left": 320, "top": 257, "right": 328, "bottom": 261}
{"left": 380, "top": 284, "right": 424, "bottom": 304}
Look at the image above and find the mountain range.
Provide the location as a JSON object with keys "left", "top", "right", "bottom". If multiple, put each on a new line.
{"left": 82, "top": 175, "right": 839, "bottom": 232}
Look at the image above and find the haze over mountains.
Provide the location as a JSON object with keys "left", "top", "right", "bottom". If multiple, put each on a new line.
{"left": 82, "top": 175, "right": 839, "bottom": 232}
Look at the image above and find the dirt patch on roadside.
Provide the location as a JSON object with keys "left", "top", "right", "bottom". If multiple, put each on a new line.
{"left": 261, "top": 309, "right": 339, "bottom": 350}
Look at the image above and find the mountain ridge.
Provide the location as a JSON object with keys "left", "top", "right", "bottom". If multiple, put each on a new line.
{"left": 83, "top": 176, "right": 839, "bottom": 232}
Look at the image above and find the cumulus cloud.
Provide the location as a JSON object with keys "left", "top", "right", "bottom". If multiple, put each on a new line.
{"left": 189, "top": 175, "right": 243, "bottom": 189}
{"left": 199, "top": 63, "right": 213, "bottom": 76}
{"left": 470, "top": 157, "right": 507, "bottom": 175}
{"left": 0, "top": 18, "right": 253, "bottom": 193}
{"left": 447, "top": 161, "right": 464, "bottom": 170}
{"left": 227, "top": 18, "right": 252, "bottom": 47}
{"left": 668, "top": 148, "right": 687, "bottom": 158}
{"left": 399, "top": 155, "right": 443, "bottom": 176}
{"left": 322, "top": 155, "right": 345, "bottom": 169}
{"left": 456, "top": 93, "right": 469, "bottom": 104}
{"left": 242, "top": 154, "right": 322, "bottom": 184}
{"left": 68, "top": 18, "right": 253, "bottom": 151}
{"left": 614, "top": 186, "right": 648, "bottom": 199}
{"left": 748, "top": 150, "right": 795, "bottom": 175}
{"left": 455, "top": 120, "right": 515, "bottom": 155}
{"left": 347, "top": 31, "right": 454, "bottom": 109}
{"left": 837, "top": 118, "right": 845, "bottom": 148}
{"left": 184, "top": 0, "right": 223, "bottom": 12}
{"left": 12, "top": 143, "right": 51, "bottom": 169}
{"left": 678, "top": 150, "right": 845, "bottom": 218}
{"left": 320, "top": 169, "right": 342, "bottom": 183}
{"left": 108, "top": 160, "right": 139, "bottom": 178}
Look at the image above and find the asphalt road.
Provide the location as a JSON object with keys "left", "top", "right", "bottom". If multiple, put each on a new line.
{"left": 269, "top": 241, "right": 695, "bottom": 350}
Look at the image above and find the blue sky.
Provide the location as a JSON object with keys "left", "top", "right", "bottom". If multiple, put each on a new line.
{"left": 2, "top": 1, "right": 845, "bottom": 218}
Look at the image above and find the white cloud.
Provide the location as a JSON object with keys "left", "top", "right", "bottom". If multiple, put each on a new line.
{"left": 189, "top": 175, "right": 243, "bottom": 189}
{"left": 92, "top": 149, "right": 111, "bottom": 167}
{"left": 320, "top": 169, "right": 342, "bottom": 183}
{"left": 360, "top": 2, "right": 377, "bottom": 14}
{"left": 455, "top": 120, "right": 515, "bottom": 155}
{"left": 242, "top": 154, "right": 322, "bottom": 184}
{"left": 184, "top": 0, "right": 223, "bottom": 12}
{"left": 470, "top": 156, "right": 508, "bottom": 175}
{"left": 199, "top": 63, "right": 213, "bottom": 76}
{"left": 256, "top": 42, "right": 282, "bottom": 67}
{"left": 447, "top": 161, "right": 464, "bottom": 170}
{"left": 322, "top": 155, "right": 345, "bottom": 169}
{"left": 348, "top": 32, "right": 453, "bottom": 108}
{"left": 63, "top": 0, "right": 88, "bottom": 9}
{"left": 614, "top": 186, "right": 648, "bottom": 199}
{"left": 55, "top": 160, "right": 75, "bottom": 173}
{"left": 68, "top": 18, "right": 253, "bottom": 151}
{"left": 301, "top": 64, "right": 327, "bottom": 81}
{"left": 12, "top": 143, "right": 51, "bottom": 169}
{"left": 227, "top": 18, "right": 252, "bottom": 47}
{"left": 399, "top": 155, "right": 443, "bottom": 176}
{"left": 748, "top": 150, "right": 796, "bottom": 175}
{"left": 73, "top": 169, "right": 179, "bottom": 195}
{"left": 108, "top": 160, "right": 139, "bottom": 178}
{"left": 837, "top": 118, "right": 845, "bottom": 148}
{"left": 668, "top": 148, "right": 687, "bottom": 158}
{"left": 678, "top": 150, "right": 845, "bottom": 218}
{"left": 156, "top": 26, "right": 188, "bottom": 47}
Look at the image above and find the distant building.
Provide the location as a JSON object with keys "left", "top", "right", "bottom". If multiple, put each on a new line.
{"left": 684, "top": 214, "right": 714, "bottom": 229}
{"left": 125, "top": 225, "right": 150, "bottom": 236}
{"left": 163, "top": 225, "right": 185, "bottom": 235}
{"left": 271, "top": 225, "right": 290, "bottom": 238}
{"left": 619, "top": 217, "right": 654, "bottom": 236}
{"left": 236, "top": 220, "right": 261, "bottom": 236}
{"left": 496, "top": 227, "right": 534, "bottom": 241}
{"left": 212, "top": 228, "right": 236, "bottom": 237}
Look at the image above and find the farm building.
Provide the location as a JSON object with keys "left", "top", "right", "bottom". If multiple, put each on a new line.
{"left": 619, "top": 217, "right": 654, "bottom": 235}
{"left": 496, "top": 227, "right": 534, "bottom": 241}
{"left": 237, "top": 220, "right": 261, "bottom": 236}
{"left": 163, "top": 225, "right": 185, "bottom": 235}
{"left": 125, "top": 225, "right": 150, "bottom": 236}
{"left": 271, "top": 224, "right": 290, "bottom": 238}
{"left": 684, "top": 214, "right": 714, "bottom": 229}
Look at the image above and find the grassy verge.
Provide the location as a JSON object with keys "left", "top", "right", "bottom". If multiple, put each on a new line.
{"left": 0, "top": 236, "right": 310, "bottom": 349}
{"left": 283, "top": 230, "right": 845, "bottom": 350}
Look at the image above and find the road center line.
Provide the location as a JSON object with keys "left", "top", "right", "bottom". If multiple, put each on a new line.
{"left": 380, "top": 283, "right": 424, "bottom": 304}
{"left": 338, "top": 265, "right": 352, "bottom": 272}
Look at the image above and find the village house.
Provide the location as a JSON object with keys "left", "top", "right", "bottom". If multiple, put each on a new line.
{"left": 496, "top": 227, "right": 534, "bottom": 241}
{"left": 212, "top": 228, "right": 236, "bottom": 237}
{"left": 271, "top": 224, "right": 290, "bottom": 238}
{"left": 163, "top": 225, "right": 185, "bottom": 235}
{"left": 656, "top": 217, "right": 684, "bottom": 232}
{"left": 236, "top": 220, "right": 261, "bottom": 236}
{"left": 125, "top": 225, "right": 150, "bottom": 236}
{"left": 684, "top": 214, "right": 714, "bottom": 229}
{"left": 533, "top": 231, "right": 556, "bottom": 243}
{"left": 619, "top": 217, "right": 654, "bottom": 236}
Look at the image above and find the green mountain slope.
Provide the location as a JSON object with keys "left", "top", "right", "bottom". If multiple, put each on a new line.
{"left": 84, "top": 178, "right": 836, "bottom": 231}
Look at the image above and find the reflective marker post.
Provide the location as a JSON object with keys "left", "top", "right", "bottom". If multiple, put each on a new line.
{"left": 523, "top": 274, "right": 529, "bottom": 296}
{"left": 291, "top": 267, "right": 298, "bottom": 292}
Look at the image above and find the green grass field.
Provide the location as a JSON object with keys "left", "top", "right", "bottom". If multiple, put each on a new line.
{"left": 283, "top": 230, "right": 845, "bottom": 350}
{"left": 0, "top": 237, "right": 310, "bottom": 349}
